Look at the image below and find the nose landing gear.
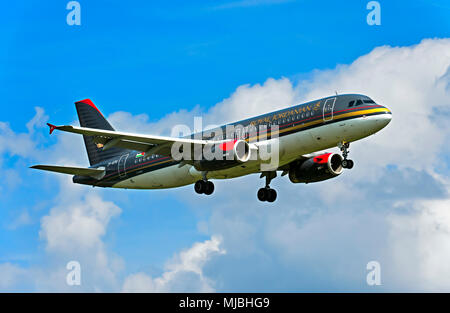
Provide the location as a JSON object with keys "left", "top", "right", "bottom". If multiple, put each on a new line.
{"left": 338, "top": 142, "right": 354, "bottom": 169}
{"left": 257, "top": 171, "right": 277, "bottom": 202}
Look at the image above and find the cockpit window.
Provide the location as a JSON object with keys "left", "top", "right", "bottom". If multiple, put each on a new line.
{"left": 363, "top": 99, "right": 375, "bottom": 104}
{"left": 355, "top": 99, "right": 363, "bottom": 106}
{"left": 348, "top": 100, "right": 355, "bottom": 107}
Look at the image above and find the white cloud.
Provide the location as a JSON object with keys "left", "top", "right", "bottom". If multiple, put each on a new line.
{"left": 0, "top": 263, "right": 27, "bottom": 290}
{"left": 0, "top": 109, "right": 124, "bottom": 291}
{"left": 0, "top": 122, "right": 37, "bottom": 161}
{"left": 0, "top": 107, "right": 48, "bottom": 163}
{"left": 40, "top": 192, "right": 121, "bottom": 253}
{"left": 387, "top": 196, "right": 450, "bottom": 291}
{"left": 26, "top": 107, "right": 48, "bottom": 134}
{"left": 122, "top": 236, "right": 225, "bottom": 292}
{"left": 206, "top": 77, "right": 297, "bottom": 125}
{"left": 36, "top": 173, "right": 124, "bottom": 291}
{"left": 297, "top": 38, "right": 450, "bottom": 178}
{"left": 172, "top": 38, "right": 450, "bottom": 291}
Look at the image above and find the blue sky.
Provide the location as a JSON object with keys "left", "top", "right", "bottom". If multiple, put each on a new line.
{"left": 1, "top": 1, "right": 450, "bottom": 291}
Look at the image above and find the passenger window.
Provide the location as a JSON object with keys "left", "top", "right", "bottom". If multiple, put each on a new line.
{"left": 302, "top": 113, "right": 305, "bottom": 118}
{"left": 306, "top": 112, "right": 309, "bottom": 117}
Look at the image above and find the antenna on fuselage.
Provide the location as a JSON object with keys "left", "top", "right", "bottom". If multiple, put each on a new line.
{"left": 335, "top": 90, "right": 338, "bottom": 96}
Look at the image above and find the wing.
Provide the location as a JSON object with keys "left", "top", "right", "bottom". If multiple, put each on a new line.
{"left": 47, "top": 123, "right": 221, "bottom": 156}
{"left": 30, "top": 165, "right": 106, "bottom": 179}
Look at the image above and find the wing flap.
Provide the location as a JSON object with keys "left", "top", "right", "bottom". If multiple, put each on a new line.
{"left": 111, "top": 139, "right": 153, "bottom": 152}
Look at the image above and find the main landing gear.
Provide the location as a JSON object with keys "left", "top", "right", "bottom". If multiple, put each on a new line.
{"left": 257, "top": 171, "right": 277, "bottom": 203}
{"left": 338, "top": 142, "right": 354, "bottom": 169}
{"left": 194, "top": 172, "right": 214, "bottom": 195}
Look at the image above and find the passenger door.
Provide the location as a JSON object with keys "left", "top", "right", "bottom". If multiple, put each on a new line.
{"left": 323, "top": 97, "right": 336, "bottom": 122}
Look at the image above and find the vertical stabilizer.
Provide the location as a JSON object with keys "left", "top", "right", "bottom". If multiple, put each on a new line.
{"left": 75, "top": 99, "right": 126, "bottom": 166}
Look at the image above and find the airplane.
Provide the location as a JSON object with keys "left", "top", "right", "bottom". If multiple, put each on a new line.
{"left": 31, "top": 94, "right": 392, "bottom": 202}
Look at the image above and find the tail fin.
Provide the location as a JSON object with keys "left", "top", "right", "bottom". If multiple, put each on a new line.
{"left": 75, "top": 99, "right": 127, "bottom": 166}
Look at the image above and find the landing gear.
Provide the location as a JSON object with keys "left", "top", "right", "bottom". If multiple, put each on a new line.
{"left": 341, "top": 159, "right": 354, "bottom": 169}
{"left": 257, "top": 187, "right": 277, "bottom": 202}
{"left": 338, "top": 142, "right": 354, "bottom": 169}
{"left": 258, "top": 171, "right": 277, "bottom": 202}
{"left": 194, "top": 180, "right": 214, "bottom": 195}
{"left": 194, "top": 171, "right": 215, "bottom": 195}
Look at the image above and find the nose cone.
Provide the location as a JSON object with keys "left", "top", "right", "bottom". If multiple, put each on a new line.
{"left": 376, "top": 105, "right": 392, "bottom": 129}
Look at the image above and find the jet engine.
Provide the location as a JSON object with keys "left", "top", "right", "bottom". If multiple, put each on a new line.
{"left": 231, "top": 139, "right": 251, "bottom": 163}
{"left": 288, "top": 153, "right": 343, "bottom": 184}
{"left": 193, "top": 139, "right": 255, "bottom": 171}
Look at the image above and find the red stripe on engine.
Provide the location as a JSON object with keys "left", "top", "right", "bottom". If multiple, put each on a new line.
{"left": 219, "top": 140, "right": 237, "bottom": 152}
{"left": 313, "top": 153, "right": 332, "bottom": 164}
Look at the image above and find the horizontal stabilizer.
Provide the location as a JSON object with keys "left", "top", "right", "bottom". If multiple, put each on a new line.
{"left": 30, "top": 165, "right": 105, "bottom": 179}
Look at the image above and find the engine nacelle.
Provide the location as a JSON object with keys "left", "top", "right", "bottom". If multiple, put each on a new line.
{"left": 288, "top": 153, "right": 343, "bottom": 184}
{"left": 193, "top": 139, "right": 254, "bottom": 171}
{"left": 231, "top": 139, "right": 252, "bottom": 163}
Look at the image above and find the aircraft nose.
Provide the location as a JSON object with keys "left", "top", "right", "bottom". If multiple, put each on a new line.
{"left": 376, "top": 105, "right": 392, "bottom": 128}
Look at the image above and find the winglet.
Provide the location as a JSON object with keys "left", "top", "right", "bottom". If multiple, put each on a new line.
{"left": 47, "top": 123, "right": 57, "bottom": 135}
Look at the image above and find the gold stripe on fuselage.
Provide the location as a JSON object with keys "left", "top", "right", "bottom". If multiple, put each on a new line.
{"left": 247, "top": 107, "right": 390, "bottom": 142}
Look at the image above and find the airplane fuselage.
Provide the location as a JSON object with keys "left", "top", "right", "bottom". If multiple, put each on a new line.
{"left": 73, "top": 94, "right": 392, "bottom": 189}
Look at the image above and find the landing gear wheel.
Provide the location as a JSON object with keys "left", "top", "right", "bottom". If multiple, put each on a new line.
{"left": 204, "top": 181, "right": 215, "bottom": 195}
{"left": 194, "top": 180, "right": 206, "bottom": 194}
{"left": 257, "top": 188, "right": 277, "bottom": 202}
{"left": 346, "top": 159, "right": 354, "bottom": 169}
{"left": 195, "top": 180, "right": 214, "bottom": 195}
{"left": 267, "top": 188, "right": 277, "bottom": 202}
{"left": 341, "top": 159, "right": 354, "bottom": 169}
{"left": 257, "top": 188, "right": 267, "bottom": 201}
